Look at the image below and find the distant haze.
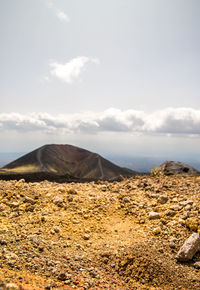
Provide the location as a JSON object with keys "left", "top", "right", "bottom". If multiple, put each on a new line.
{"left": 1, "top": 0, "right": 200, "bottom": 161}
{"left": 1, "top": 150, "right": 200, "bottom": 174}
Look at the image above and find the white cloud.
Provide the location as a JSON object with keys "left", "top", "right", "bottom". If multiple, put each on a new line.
{"left": 144, "top": 108, "right": 200, "bottom": 134}
{"left": 1, "top": 108, "right": 200, "bottom": 136}
{"left": 46, "top": 1, "right": 70, "bottom": 23}
{"left": 49, "top": 56, "right": 100, "bottom": 84}
{"left": 55, "top": 10, "right": 70, "bottom": 22}
{"left": 98, "top": 108, "right": 145, "bottom": 132}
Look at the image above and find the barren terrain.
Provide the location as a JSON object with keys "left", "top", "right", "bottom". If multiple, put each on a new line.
{"left": 0, "top": 175, "right": 200, "bottom": 289}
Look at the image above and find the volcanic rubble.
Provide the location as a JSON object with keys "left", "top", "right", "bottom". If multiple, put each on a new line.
{"left": 0, "top": 175, "right": 200, "bottom": 289}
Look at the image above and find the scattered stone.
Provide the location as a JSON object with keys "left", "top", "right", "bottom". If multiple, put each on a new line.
{"left": 24, "top": 196, "right": 36, "bottom": 204}
{"left": 83, "top": 234, "right": 90, "bottom": 240}
{"left": 0, "top": 239, "right": 7, "bottom": 245}
{"left": 176, "top": 233, "right": 200, "bottom": 261}
{"left": 10, "top": 202, "right": 19, "bottom": 208}
{"left": 58, "top": 272, "right": 67, "bottom": 281}
{"left": 157, "top": 195, "right": 168, "bottom": 204}
{"left": 5, "top": 283, "right": 19, "bottom": 290}
{"left": 1, "top": 175, "right": 200, "bottom": 289}
{"left": 165, "top": 210, "right": 176, "bottom": 217}
{"left": 54, "top": 226, "right": 60, "bottom": 233}
{"left": 153, "top": 227, "right": 161, "bottom": 235}
{"left": 149, "top": 212, "right": 161, "bottom": 220}
{"left": 67, "top": 196, "right": 74, "bottom": 202}
{"left": 101, "top": 185, "right": 107, "bottom": 192}
{"left": 180, "top": 200, "right": 193, "bottom": 207}
{"left": 122, "top": 197, "right": 130, "bottom": 203}
{"left": 41, "top": 216, "right": 46, "bottom": 222}
{"left": 5, "top": 252, "right": 18, "bottom": 260}
{"left": 185, "top": 204, "right": 192, "bottom": 211}
{"left": 193, "top": 262, "right": 200, "bottom": 269}
{"left": 169, "top": 237, "right": 176, "bottom": 249}
{"left": 68, "top": 189, "right": 77, "bottom": 195}
{"left": 25, "top": 205, "right": 35, "bottom": 212}
{"left": 52, "top": 196, "right": 64, "bottom": 206}
{"left": 139, "top": 218, "right": 145, "bottom": 224}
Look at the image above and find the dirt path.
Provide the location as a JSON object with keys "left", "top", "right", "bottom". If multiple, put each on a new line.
{"left": 37, "top": 146, "right": 49, "bottom": 172}
{"left": 98, "top": 156, "right": 105, "bottom": 179}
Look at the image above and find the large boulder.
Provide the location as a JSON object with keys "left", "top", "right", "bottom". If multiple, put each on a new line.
{"left": 176, "top": 233, "right": 200, "bottom": 261}
{"left": 151, "top": 161, "right": 200, "bottom": 176}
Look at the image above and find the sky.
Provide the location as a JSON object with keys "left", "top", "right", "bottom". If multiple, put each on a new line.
{"left": 1, "top": 0, "right": 200, "bottom": 161}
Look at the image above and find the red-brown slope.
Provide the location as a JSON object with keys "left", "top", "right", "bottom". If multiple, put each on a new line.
{"left": 2, "top": 144, "right": 136, "bottom": 180}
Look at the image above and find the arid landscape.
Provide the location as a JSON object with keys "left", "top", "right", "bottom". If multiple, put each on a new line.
{"left": 2, "top": 0, "right": 200, "bottom": 289}
{"left": 0, "top": 173, "right": 200, "bottom": 289}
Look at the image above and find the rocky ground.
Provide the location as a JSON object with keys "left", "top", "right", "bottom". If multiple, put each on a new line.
{"left": 0, "top": 175, "right": 200, "bottom": 289}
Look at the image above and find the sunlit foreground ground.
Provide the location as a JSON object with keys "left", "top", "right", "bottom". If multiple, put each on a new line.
{"left": 0, "top": 175, "right": 200, "bottom": 289}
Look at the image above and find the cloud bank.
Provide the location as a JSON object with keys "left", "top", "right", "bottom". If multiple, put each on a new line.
{"left": 1, "top": 108, "right": 200, "bottom": 136}
{"left": 49, "top": 57, "right": 100, "bottom": 83}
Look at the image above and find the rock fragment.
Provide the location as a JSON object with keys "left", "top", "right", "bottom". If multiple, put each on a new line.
{"left": 68, "top": 189, "right": 77, "bottom": 195}
{"left": 54, "top": 226, "right": 60, "bottom": 233}
{"left": 83, "top": 234, "right": 90, "bottom": 240}
{"left": 5, "top": 283, "right": 19, "bottom": 290}
{"left": 157, "top": 195, "right": 168, "bottom": 204}
{"left": 58, "top": 272, "right": 67, "bottom": 281}
{"left": 165, "top": 210, "right": 176, "bottom": 217}
{"left": 180, "top": 200, "right": 193, "bottom": 207}
{"left": 193, "top": 262, "right": 200, "bottom": 269}
{"left": 149, "top": 212, "right": 161, "bottom": 220}
{"left": 52, "top": 196, "right": 64, "bottom": 206}
{"left": 23, "top": 196, "right": 35, "bottom": 204}
{"left": 176, "top": 233, "right": 200, "bottom": 261}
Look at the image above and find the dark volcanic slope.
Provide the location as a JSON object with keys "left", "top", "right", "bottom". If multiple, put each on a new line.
{"left": 2, "top": 144, "right": 136, "bottom": 180}
{"left": 151, "top": 161, "right": 200, "bottom": 176}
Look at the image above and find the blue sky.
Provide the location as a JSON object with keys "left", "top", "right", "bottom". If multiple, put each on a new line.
{"left": 0, "top": 0, "right": 200, "bottom": 159}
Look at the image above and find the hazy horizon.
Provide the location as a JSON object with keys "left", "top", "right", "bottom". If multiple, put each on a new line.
{"left": 1, "top": 145, "right": 200, "bottom": 173}
{"left": 1, "top": 0, "right": 200, "bottom": 160}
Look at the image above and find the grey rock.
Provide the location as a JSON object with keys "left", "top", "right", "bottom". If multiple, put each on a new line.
{"left": 149, "top": 211, "right": 161, "bottom": 220}
{"left": 151, "top": 161, "right": 200, "bottom": 176}
{"left": 158, "top": 195, "right": 168, "bottom": 204}
{"left": 176, "top": 233, "right": 200, "bottom": 261}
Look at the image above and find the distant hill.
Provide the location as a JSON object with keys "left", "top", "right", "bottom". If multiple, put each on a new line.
{"left": 0, "top": 144, "right": 136, "bottom": 181}
{"left": 151, "top": 161, "right": 200, "bottom": 176}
